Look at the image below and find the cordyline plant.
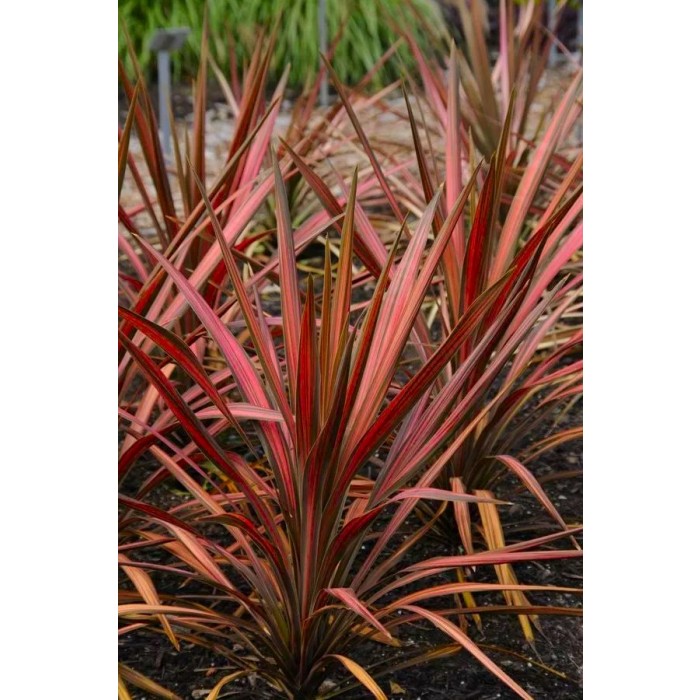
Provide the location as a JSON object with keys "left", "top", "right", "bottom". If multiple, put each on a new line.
{"left": 400, "top": 56, "right": 582, "bottom": 494}
{"left": 414, "top": 69, "right": 581, "bottom": 539}
{"left": 295, "top": 51, "right": 582, "bottom": 494}
{"left": 402, "top": 0, "right": 580, "bottom": 158}
{"left": 118, "top": 143, "right": 582, "bottom": 698}
{"left": 288, "top": 39, "right": 583, "bottom": 642}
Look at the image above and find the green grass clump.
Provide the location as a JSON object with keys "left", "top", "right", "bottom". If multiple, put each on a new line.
{"left": 118, "top": 0, "right": 444, "bottom": 89}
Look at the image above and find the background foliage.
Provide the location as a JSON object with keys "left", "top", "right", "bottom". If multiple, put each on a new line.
{"left": 118, "top": 0, "right": 444, "bottom": 88}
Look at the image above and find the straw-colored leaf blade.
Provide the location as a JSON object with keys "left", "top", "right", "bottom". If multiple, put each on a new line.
{"left": 117, "top": 673, "right": 132, "bottom": 700}
{"left": 118, "top": 664, "right": 182, "bottom": 700}
{"left": 477, "top": 491, "right": 536, "bottom": 641}
{"left": 118, "top": 553, "right": 179, "bottom": 650}
{"left": 329, "top": 655, "right": 388, "bottom": 700}
{"left": 455, "top": 565, "right": 483, "bottom": 632}
{"left": 204, "top": 671, "right": 248, "bottom": 700}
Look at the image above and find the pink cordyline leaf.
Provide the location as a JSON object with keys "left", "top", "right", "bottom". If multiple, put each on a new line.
{"left": 407, "top": 548, "right": 582, "bottom": 573}
{"left": 326, "top": 588, "right": 392, "bottom": 640}
{"left": 272, "top": 149, "right": 302, "bottom": 403}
